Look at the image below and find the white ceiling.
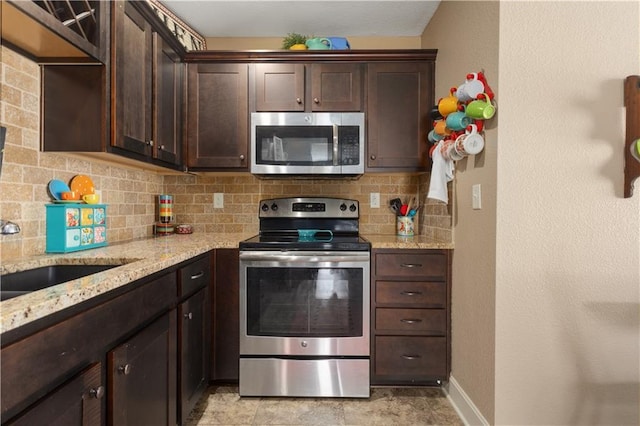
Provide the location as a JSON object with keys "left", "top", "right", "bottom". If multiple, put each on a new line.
{"left": 160, "top": 0, "right": 441, "bottom": 38}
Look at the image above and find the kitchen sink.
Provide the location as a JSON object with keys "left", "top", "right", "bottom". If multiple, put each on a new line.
{"left": 0, "top": 264, "right": 120, "bottom": 301}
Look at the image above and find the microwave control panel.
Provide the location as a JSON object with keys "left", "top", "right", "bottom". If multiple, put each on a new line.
{"left": 339, "top": 126, "right": 361, "bottom": 165}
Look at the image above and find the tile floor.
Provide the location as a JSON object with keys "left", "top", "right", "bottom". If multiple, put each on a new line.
{"left": 186, "top": 386, "right": 464, "bottom": 425}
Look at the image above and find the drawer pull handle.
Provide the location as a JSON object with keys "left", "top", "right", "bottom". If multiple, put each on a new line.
{"left": 190, "top": 271, "right": 204, "bottom": 280}
{"left": 401, "top": 354, "right": 422, "bottom": 360}
{"left": 400, "top": 318, "right": 422, "bottom": 324}
{"left": 184, "top": 312, "right": 193, "bottom": 320}
{"left": 400, "top": 263, "right": 422, "bottom": 268}
{"left": 400, "top": 291, "right": 422, "bottom": 296}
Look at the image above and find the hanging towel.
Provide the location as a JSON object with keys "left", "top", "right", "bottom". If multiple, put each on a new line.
{"left": 427, "top": 141, "right": 455, "bottom": 203}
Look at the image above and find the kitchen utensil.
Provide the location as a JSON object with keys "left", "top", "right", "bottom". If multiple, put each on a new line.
{"left": 437, "top": 92, "right": 459, "bottom": 117}
{"left": 434, "top": 120, "right": 452, "bottom": 136}
{"left": 61, "top": 191, "right": 80, "bottom": 200}
{"left": 445, "top": 111, "right": 472, "bottom": 131}
{"left": 389, "top": 198, "right": 402, "bottom": 215}
{"left": 327, "top": 37, "right": 350, "bottom": 50}
{"left": 82, "top": 193, "right": 100, "bottom": 204}
{"left": 396, "top": 216, "right": 415, "bottom": 236}
{"left": 298, "top": 229, "right": 333, "bottom": 241}
{"left": 70, "top": 175, "right": 95, "bottom": 197}
{"left": 305, "top": 37, "right": 332, "bottom": 50}
{"left": 455, "top": 73, "right": 485, "bottom": 102}
{"left": 48, "top": 179, "right": 71, "bottom": 200}
{"left": 466, "top": 93, "right": 496, "bottom": 120}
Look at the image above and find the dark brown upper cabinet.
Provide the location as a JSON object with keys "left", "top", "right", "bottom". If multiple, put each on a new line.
{"left": 186, "top": 63, "right": 249, "bottom": 170}
{"left": 111, "top": 0, "right": 183, "bottom": 168}
{"left": 366, "top": 62, "right": 434, "bottom": 171}
{"left": 253, "top": 63, "right": 363, "bottom": 112}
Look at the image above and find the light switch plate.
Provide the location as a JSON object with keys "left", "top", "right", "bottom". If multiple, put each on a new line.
{"left": 214, "top": 193, "right": 224, "bottom": 209}
{"left": 370, "top": 192, "right": 380, "bottom": 208}
{"left": 472, "top": 184, "right": 482, "bottom": 210}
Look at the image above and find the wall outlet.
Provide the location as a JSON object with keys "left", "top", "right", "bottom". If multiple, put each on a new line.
{"left": 472, "top": 184, "right": 482, "bottom": 210}
{"left": 213, "top": 193, "right": 224, "bottom": 209}
{"left": 370, "top": 192, "right": 380, "bottom": 208}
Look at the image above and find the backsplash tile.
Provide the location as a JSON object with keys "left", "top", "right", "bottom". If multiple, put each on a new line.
{"left": 0, "top": 46, "right": 452, "bottom": 261}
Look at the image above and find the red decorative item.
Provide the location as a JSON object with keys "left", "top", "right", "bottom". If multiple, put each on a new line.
{"left": 477, "top": 72, "right": 495, "bottom": 100}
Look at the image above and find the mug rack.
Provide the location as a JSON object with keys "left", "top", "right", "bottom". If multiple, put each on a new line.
{"left": 624, "top": 75, "right": 640, "bottom": 198}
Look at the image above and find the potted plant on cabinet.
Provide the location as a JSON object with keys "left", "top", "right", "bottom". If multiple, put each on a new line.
{"left": 282, "top": 32, "right": 308, "bottom": 50}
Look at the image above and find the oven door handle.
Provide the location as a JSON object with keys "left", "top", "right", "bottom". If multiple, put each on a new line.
{"left": 332, "top": 124, "right": 339, "bottom": 166}
{"left": 239, "top": 251, "right": 370, "bottom": 263}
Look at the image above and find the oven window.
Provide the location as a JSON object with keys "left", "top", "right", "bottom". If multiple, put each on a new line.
{"left": 246, "top": 267, "right": 363, "bottom": 337}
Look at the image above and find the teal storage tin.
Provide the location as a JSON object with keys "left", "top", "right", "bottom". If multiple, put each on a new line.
{"left": 46, "top": 203, "right": 107, "bottom": 253}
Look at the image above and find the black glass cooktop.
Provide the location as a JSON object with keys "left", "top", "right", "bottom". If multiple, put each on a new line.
{"left": 240, "top": 234, "right": 370, "bottom": 251}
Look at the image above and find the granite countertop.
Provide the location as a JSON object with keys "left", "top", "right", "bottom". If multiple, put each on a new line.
{"left": 1, "top": 232, "right": 452, "bottom": 335}
{"left": 0, "top": 233, "right": 251, "bottom": 334}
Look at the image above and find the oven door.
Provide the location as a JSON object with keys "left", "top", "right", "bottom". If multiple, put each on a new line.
{"left": 239, "top": 250, "right": 370, "bottom": 357}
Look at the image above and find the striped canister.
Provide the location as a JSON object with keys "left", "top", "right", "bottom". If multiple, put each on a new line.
{"left": 158, "top": 194, "right": 173, "bottom": 223}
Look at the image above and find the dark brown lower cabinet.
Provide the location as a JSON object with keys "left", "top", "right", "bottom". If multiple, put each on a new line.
{"left": 212, "top": 248, "right": 240, "bottom": 382}
{"left": 179, "top": 287, "right": 210, "bottom": 424}
{"left": 108, "top": 312, "right": 177, "bottom": 426}
{"left": 6, "top": 363, "right": 103, "bottom": 426}
{"left": 371, "top": 249, "right": 452, "bottom": 385}
{"left": 0, "top": 252, "right": 214, "bottom": 426}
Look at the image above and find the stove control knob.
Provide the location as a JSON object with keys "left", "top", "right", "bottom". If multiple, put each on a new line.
{"left": 349, "top": 204, "right": 357, "bottom": 212}
{"left": 271, "top": 203, "right": 278, "bottom": 211}
{"left": 340, "top": 203, "right": 347, "bottom": 211}
{"left": 261, "top": 203, "right": 269, "bottom": 212}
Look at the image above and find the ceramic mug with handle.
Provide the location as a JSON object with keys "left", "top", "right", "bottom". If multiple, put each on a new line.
{"left": 445, "top": 111, "right": 472, "bottom": 131}
{"left": 305, "top": 37, "right": 332, "bottom": 50}
{"left": 455, "top": 73, "right": 485, "bottom": 102}
{"left": 437, "top": 92, "right": 459, "bottom": 117}
{"left": 466, "top": 93, "right": 496, "bottom": 120}
{"left": 455, "top": 124, "right": 485, "bottom": 155}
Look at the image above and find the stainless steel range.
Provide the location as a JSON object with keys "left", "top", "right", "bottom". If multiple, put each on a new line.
{"left": 239, "top": 197, "right": 371, "bottom": 398}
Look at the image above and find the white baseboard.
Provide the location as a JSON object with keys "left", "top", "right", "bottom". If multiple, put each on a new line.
{"left": 444, "top": 375, "right": 490, "bottom": 426}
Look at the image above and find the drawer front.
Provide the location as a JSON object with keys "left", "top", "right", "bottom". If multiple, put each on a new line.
{"left": 375, "top": 308, "right": 446, "bottom": 334}
{"left": 375, "top": 281, "right": 445, "bottom": 307}
{"left": 374, "top": 336, "right": 447, "bottom": 378}
{"left": 179, "top": 255, "right": 211, "bottom": 298}
{"left": 375, "top": 252, "right": 446, "bottom": 279}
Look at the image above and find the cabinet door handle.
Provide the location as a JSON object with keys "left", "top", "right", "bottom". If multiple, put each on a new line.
{"left": 158, "top": 145, "right": 165, "bottom": 151}
{"left": 400, "top": 291, "right": 422, "bottom": 296}
{"left": 239, "top": 154, "right": 245, "bottom": 161}
{"left": 296, "top": 97, "right": 302, "bottom": 104}
{"left": 313, "top": 97, "right": 320, "bottom": 104}
{"left": 118, "top": 364, "right": 132, "bottom": 375}
{"left": 147, "top": 140, "right": 154, "bottom": 147}
{"left": 89, "top": 386, "right": 105, "bottom": 399}
{"left": 400, "top": 263, "right": 422, "bottom": 268}
{"left": 400, "top": 318, "right": 422, "bottom": 324}
{"left": 190, "top": 271, "right": 204, "bottom": 280}
{"left": 370, "top": 155, "right": 376, "bottom": 160}
{"left": 184, "top": 312, "right": 193, "bottom": 320}
{"left": 401, "top": 354, "right": 422, "bottom": 360}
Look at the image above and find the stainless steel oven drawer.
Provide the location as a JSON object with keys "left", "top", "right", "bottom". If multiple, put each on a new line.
{"left": 239, "top": 358, "right": 369, "bottom": 398}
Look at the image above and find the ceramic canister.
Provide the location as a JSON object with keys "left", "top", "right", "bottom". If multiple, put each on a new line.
{"left": 158, "top": 194, "right": 173, "bottom": 223}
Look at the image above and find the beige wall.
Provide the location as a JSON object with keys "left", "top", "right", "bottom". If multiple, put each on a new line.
{"left": 496, "top": 2, "right": 639, "bottom": 424}
{"left": 204, "top": 36, "right": 421, "bottom": 50}
{"left": 422, "top": 1, "right": 498, "bottom": 422}
{"left": 424, "top": 1, "right": 640, "bottom": 425}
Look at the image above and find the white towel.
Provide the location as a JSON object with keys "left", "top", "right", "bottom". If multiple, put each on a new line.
{"left": 427, "top": 141, "right": 455, "bottom": 203}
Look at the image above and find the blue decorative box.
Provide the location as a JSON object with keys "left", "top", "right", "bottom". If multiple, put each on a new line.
{"left": 46, "top": 204, "right": 107, "bottom": 253}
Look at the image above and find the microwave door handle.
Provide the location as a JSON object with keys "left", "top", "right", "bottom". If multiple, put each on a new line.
{"left": 332, "top": 124, "right": 339, "bottom": 166}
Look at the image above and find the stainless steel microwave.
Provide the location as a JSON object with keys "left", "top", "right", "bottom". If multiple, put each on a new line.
{"left": 250, "top": 112, "right": 365, "bottom": 177}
